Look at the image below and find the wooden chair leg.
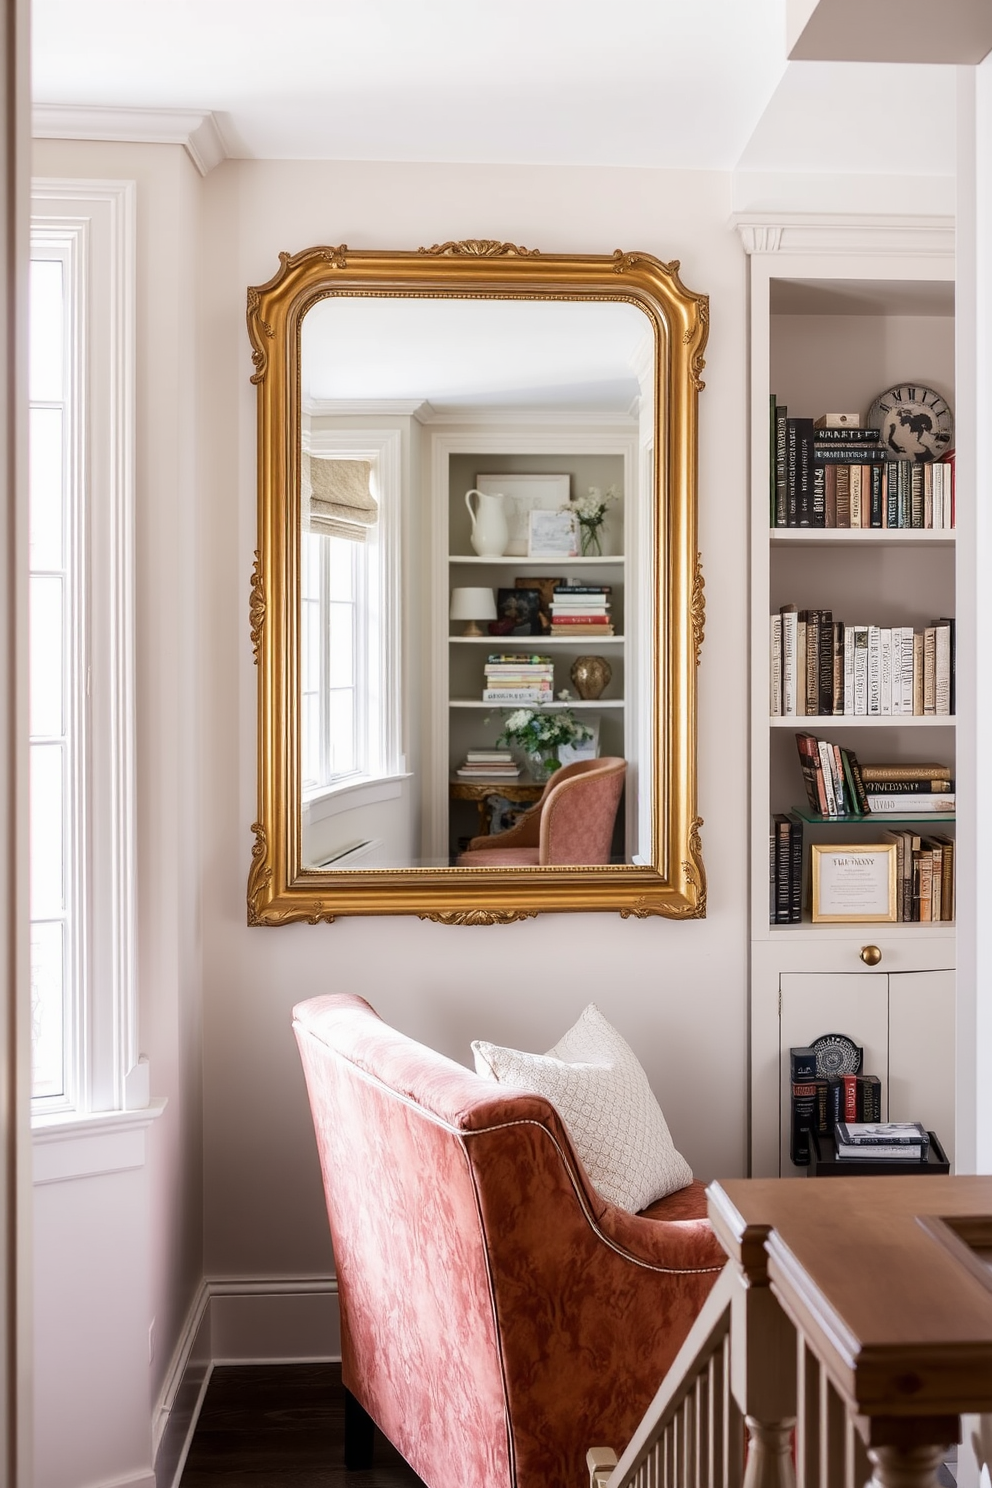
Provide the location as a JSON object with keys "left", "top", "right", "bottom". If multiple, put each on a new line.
{"left": 344, "top": 1387, "right": 376, "bottom": 1470}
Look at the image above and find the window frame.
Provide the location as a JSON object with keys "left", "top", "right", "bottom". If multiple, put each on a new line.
{"left": 30, "top": 179, "right": 138, "bottom": 1122}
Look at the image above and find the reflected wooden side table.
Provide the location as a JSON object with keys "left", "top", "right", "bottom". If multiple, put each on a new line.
{"left": 449, "top": 777, "right": 544, "bottom": 837}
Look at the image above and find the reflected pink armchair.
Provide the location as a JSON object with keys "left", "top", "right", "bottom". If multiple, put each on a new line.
{"left": 292, "top": 993, "right": 725, "bottom": 1488}
{"left": 456, "top": 756, "right": 626, "bottom": 867}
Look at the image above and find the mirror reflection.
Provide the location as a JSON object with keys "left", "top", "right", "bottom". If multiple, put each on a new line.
{"left": 298, "top": 295, "right": 655, "bottom": 873}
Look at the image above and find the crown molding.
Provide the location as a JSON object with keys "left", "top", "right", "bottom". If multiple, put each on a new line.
{"left": 732, "top": 212, "right": 954, "bottom": 259}
{"left": 32, "top": 104, "right": 228, "bottom": 176}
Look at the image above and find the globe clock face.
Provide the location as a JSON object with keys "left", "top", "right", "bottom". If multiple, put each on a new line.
{"left": 867, "top": 384, "right": 953, "bottom": 463}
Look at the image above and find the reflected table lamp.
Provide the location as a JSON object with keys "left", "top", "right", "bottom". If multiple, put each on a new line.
{"left": 450, "top": 586, "right": 497, "bottom": 637}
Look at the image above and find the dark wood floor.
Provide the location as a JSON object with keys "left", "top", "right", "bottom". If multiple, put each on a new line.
{"left": 179, "top": 1363, "right": 426, "bottom": 1488}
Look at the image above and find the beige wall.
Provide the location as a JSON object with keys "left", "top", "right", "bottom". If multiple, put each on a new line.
{"left": 198, "top": 158, "right": 751, "bottom": 1280}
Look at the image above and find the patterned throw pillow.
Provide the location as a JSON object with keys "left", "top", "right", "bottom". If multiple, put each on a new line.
{"left": 471, "top": 1003, "right": 692, "bottom": 1213}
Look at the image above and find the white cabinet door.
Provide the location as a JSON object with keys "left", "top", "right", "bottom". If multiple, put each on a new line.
{"left": 888, "top": 969, "right": 955, "bottom": 1165}
{"left": 779, "top": 973, "right": 889, "bottom": 1174}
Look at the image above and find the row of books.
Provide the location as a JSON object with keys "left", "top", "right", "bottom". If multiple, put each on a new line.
{"left": 887, "top": 828, "right": 955, "bottom": 922}
{"left": 550, "top": 584, "right": 614, "bottom": 637}
{"left": 455, "top": 748, "right": 521, "bottom": 780}
{"left": 482, "top": 652, "right": 554, "bottom": 704}
{"left": 770, "top": 407, "right": 955, "bottom": 529}
{"left": 794, "top": 735, "right": 955, "bottom": 818}
{"left": 770, "top": 813, "right": 802, "bottom": 923}
{"left": 791, "top": 1078, "right": 884, "bottom": 1164}
{"left": 771, "top": 607, "right": 955, "bottom": 717}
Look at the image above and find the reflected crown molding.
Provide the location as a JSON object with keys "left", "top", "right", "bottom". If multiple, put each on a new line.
{"left": 32, "top": 103, "right": 229, "bottom": 176}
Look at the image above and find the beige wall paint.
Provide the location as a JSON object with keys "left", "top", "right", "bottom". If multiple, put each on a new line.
{"left": 198, "top": 158, "right": 750, "bottom": 1280}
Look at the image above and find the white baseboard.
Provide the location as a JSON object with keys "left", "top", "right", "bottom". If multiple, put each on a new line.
{"left": 154, "top": 1276, "right": 340, "bottom": 1488}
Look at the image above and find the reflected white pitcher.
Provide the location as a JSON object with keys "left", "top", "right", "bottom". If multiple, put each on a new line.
{"left": 465, "top": 488, "right": 509, "bottom": 558}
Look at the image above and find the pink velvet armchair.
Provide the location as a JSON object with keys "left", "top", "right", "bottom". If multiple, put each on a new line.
{"left": 456, "top": 756, "right": 626, "bottom": 867}
{"left": 292, "top": 993, "right": 725, "bottom": 1488}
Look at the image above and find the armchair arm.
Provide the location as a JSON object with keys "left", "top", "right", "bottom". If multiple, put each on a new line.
{"left": 465, "top": 800, "right": 543, "bottom": 852}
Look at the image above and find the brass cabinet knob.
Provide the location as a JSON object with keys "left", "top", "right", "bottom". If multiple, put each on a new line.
{"left": 860, "top": 945, "right": 882, "bottom": 967}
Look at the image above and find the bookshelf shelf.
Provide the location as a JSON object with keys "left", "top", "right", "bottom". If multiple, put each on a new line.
{"left": 450, "top": 698, "right": 624, "bottom": 710}
{"left": 449, "top": 634, "right": 625, "bottom": 646}
{"left": 789, "top": 806, "right": 955, "bottom": 826}
{"left": 770, "top": 529, "right": 954, "bottom": 549}
{"left": 770, "top": 715, "right": 955, "bottom": 728}
{"left": 741, "top": 218, "right": 957, "bottom": 1179}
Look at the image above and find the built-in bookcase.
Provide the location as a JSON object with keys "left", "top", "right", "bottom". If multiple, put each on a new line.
{"left": 738, "top": 217, "right": 958, "bottom": 1177}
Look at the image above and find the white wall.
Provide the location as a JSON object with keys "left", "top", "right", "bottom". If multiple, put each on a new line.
{"left": 197, "top": 159, "right": 751, "bottom": 1291}
{"left": 31, "top": 138, "right": 205, "bottom": 1471}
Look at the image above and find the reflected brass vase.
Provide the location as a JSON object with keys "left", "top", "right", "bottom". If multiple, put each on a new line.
{"left": 570, "top": 656, "right": 611, "bottom": 700}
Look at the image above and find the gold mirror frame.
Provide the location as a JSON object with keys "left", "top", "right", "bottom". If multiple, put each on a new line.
{"left": 246, "top": 241, "right": 707, "bottom": 925}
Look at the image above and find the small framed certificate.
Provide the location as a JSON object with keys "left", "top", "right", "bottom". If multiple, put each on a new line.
{"left": 527, "top": 508, "right": 578, "bottom": 558}
{"left": 811, "top": 843, "right": 897, "bottom": 924}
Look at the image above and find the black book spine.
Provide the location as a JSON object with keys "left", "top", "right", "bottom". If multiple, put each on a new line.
{"left": 816, "top": 610, "right": 834, "bottom": 715}
{"left": 869, "top": 463, "right": 884, "bottom": 527}
{"left": 788, "top": 814, "right": 803, "bottom": 923}
{"left": 812, "top": 447, "right": 886, "bottom": 463}
{"left": 796, "top": 418, "right": 814, "bottom": 526}
{"left": 790, "top": 1046, "right": 817, "bottom": 1081}
{"left": 813, "top": 427, "right": 882, "bottom": 443}
{"left": 885, "top": 461, "right": 900, "bottom": 527}
{"left": 775, "top": 403, "right": 788, "bottom": 527}
{"left": 773, "top": 814, "right": 792, "bottom": 924}
{"left": 791, "top": 1082, "right": 819, "bottom": 1165}
{"left": 786, "top": 420, "right": 799, "bottom": 527}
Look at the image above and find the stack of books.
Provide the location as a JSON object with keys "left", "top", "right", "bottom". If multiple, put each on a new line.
{"left": 789, "top": 1046, "right": 889, "bottom": 1165}
{"left": 770, "top": 405, "right": 954, "bottom": 529}
{"left": 482, "top": 654, "right": 554, "bottom": 704}
{"left": 455, "top": 749, "right": 521, "bottom": 780}
{"left": 795, "top": 735, "right": 955, "bottom": 819}
{"left": 771, "top": 609, "right": 955, "bottom": 717}
{"left": 834, "top": 1121, "right": 930, "bottom": 1162}
{"left": 549, "top": 584, "right": 614, "bottom": 637}
{"left": 770, "top": 812, "right": 803, "bottom": 923}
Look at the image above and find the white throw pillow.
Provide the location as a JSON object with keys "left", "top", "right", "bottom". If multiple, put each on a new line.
{"left": 471, "top": 1003, "right": 692, "bottom": 1213}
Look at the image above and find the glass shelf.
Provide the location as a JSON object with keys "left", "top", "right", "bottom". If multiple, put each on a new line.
{"left": 790, "top": 806, "right": 955, "bottom": 826}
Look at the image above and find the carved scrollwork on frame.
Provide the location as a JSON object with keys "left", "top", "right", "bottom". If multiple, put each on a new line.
{"left": 419, "top": 240, "right": 540, "bottom": 258}
{"left": 420, "top": 909, "right": 540, "bottom": 926}
{"left": 691, "top": 553, "right": 706, "bottom": 667}
{"left": 249, "top": 550, "right": 265, "bottom": 664}
{"left": 246, "top": 288, "right": 275, "bottom": 385}
{"left": 247, "top": 822, "right": 273, "bottom": 926}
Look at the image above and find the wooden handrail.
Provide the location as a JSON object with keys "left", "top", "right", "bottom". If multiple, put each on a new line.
{"left": 590, "top": 1176, "right": 992, "bottom": 1488}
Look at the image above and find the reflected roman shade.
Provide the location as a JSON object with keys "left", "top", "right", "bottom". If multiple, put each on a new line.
{"left": 303, "top": 455, "right": 378, "bottom": 542}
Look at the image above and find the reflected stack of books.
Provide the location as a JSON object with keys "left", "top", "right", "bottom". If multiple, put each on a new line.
{"left": 482, "top": 654, "right": 554, "bottom": 703}
{"left": 550, "top": 585, "right": 613, "bottom": 637}
{"left": 456, "top": 749, "right": 521, "bottom": 780}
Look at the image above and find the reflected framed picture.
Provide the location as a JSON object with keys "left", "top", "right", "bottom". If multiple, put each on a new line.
{"left": 810, "top": 843, "right": 897, "bottom": 924}
{"left": 528, "top": 508, "right": 579, "bottom": 558}
{"left": 476, "top": 473, "right": 571, "bottom": 557}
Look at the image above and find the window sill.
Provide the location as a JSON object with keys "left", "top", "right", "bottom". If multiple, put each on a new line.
{"left": 303, "top": 771, "right": 412, "bottom": 824}
{"left": 32, "top": 1098, "right": 167, "bottom": 1185}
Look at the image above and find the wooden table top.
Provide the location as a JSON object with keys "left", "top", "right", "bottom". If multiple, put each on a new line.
{"left": 708, "top": 1176, "right": 992, "bottom": 1420}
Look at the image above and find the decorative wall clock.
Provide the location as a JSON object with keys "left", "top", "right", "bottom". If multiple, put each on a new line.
{"left": 866, "top": 383, "right": 953, "bottom": 462}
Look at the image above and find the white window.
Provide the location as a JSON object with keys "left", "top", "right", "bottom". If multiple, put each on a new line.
{"left": 30, "top": 181, "right": 138, "bottom": 1119}
{"left": 300, "top": 433, "right": 403, "bottom": 804}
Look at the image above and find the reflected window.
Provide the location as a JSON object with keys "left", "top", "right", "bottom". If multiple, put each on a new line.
{"left": 301, "top": 453, "right": 398, "bottom": 797}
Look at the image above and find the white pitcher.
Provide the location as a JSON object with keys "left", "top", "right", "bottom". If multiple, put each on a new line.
{"left": 465, "top": 489, "right": 509, "bottom": 558}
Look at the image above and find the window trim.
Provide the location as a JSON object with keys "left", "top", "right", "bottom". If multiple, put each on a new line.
{"left": 30, "top": 179, "right": 137, "bottom": 1120}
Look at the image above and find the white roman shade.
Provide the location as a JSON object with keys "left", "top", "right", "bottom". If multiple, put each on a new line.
{"left": 304, "top": 455, "right": 378, "bottom": 542}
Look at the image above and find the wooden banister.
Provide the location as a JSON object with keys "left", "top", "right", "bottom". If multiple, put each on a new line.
{"left": 591, "top": 1177, "right": 992, "bottom": 1488}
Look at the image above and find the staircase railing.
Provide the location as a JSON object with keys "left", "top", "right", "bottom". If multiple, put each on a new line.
{"left": 588, "top": 1176, "right": 992, "bottom": 1488}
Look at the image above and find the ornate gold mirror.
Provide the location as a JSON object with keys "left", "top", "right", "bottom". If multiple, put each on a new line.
{"left": 246, "top": 241, "right": 707, "bottom": 924}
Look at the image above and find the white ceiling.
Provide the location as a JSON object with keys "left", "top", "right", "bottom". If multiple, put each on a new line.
{"left": 30, "top": 1, "right": 961, "bottom": 183}
{"left": 32, "top": 0, "right": 788, "bottom": 170}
